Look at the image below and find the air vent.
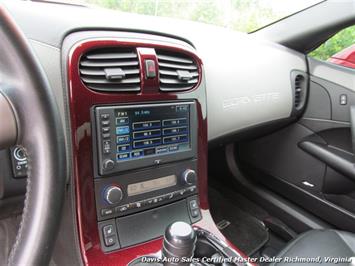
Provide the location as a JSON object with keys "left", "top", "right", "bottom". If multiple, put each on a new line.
{"left": 294, "top": 74, "right": 305, "bottom": 108}
{"left": 79, "top": 47, "right": 141, "bottom": 92}
{"left": 156, "top": 49, "right": 199, "bottom": 91}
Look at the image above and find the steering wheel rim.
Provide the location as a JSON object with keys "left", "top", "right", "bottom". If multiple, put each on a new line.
{"left": 0, "top": 5, "right": 66, "bottom": 266}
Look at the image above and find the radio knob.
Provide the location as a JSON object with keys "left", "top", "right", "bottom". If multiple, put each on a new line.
{"left": 103, "top": 159, "right": 114, "bottom": 170}
{"left": 182, "top": 169, "right": 197, "bottom": 185}
{"left": 104, "top": 186, "right": 123, "bottom": 205}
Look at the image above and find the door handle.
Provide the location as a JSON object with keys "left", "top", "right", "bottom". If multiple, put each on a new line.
{"left": 299, "top": 141, "right": 355, "bottom": 181}
{"left": 299, "top": 106, "right": 355, "bottom": 184}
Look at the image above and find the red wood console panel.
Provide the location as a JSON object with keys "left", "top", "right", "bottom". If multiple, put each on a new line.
{"left": 67, "top": 36, "right": 247, "bottom": 265}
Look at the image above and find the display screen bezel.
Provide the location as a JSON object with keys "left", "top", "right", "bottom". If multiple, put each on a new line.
{"left": 94, "top": 101, "right": 198, "bottom": 176}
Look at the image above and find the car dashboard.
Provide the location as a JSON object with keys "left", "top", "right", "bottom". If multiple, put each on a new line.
{"left": 0, "top": 1, "right": 309, "bottom": 265}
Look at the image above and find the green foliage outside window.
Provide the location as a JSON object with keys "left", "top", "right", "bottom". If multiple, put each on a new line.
{"left": 85, "top": 0, "right": 313, "bottom": 32}
{"left": 309, "top": 25, "right": 355, "bottom": 61}
{"left": 84, "top": 0, "right": 354, "bottom": 60}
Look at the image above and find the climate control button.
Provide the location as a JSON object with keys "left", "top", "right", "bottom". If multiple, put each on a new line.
{"left": 104, "top": 186, "right": 123, "bottom": 205}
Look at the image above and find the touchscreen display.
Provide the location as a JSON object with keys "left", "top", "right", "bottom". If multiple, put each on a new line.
{"left": 114, "top": 103, "right": 191, "bottom": 162}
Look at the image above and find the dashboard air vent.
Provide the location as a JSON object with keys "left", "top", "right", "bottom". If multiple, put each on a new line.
{"left": 156, "top": 49, "right": 199, "bottom": 91}
{"left": 294, "top": 74, "right": 305, "bottom": 108}
{"left": 79, "top": 48, "right": 141, "bottom": 92}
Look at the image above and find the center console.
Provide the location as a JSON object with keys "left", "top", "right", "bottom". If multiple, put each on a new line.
{"left": 65, "top": 31, "right": 248, "bottom": 266}
{"left": 93, "top": 102, "right": 202, "bottom": 251}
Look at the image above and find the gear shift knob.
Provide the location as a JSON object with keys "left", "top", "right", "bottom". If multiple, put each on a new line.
{"left": 162, "top": 221, "right": 196, "bottom": 265}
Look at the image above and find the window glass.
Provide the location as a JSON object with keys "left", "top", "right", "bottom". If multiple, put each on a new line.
{"left": 309, "top": 25, "right": 355, "bottom": 69}
{"left": 76, "top": 0, "right": 322, "bottom": 33}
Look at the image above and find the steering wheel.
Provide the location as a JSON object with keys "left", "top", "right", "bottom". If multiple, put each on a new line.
{"left": 0, "top": 6, "right": 66, "bottom": 266}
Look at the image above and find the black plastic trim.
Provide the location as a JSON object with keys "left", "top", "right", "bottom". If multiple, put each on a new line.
{"left": 225, "top": 144, "right": 330, "bottom": 233}
{"left": 116, "top": 199, "right": 190, "bottom": 248}
{"left": 299, "top": 140, "right": 355, "bottom": 182}
{"left": 240, "top": 163, "right": 355, "bottom": 233}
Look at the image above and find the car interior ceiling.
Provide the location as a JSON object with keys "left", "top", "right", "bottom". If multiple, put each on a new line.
{"left": 0, "top": 0, "right": 355, "bottom": 265}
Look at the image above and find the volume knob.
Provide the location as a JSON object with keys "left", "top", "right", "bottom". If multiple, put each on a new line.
{"left": 103, "top": 159, "right": 114, "bottom": 170}
{"left": 182, "top": 169, "right": 197, "bottom": 185}
{"left": 104, "top": 186, "right": 123, "bottom": 205}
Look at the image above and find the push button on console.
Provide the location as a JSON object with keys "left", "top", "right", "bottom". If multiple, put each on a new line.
{"left": 187, "top": 196, "right": 201, "bottom": 222}
{"left": 101, "top": 114, "right": 110, "bottom": 120}
{"left": 103, "top": 140, "right": 111, "bottom": 154}
{"left": 190, "top": 199, "right": 198, "bottom": 209}
{"left": 191, "top": 209, "right": 200, "bottom": 218}
{"left": 103, "top": 225, "right": 115, "bottom": 237}
{"left": 99, "top": 219, "right": 120, "bottom": 252}
{"left": 101, "top": 208, "right": 114, "bottom": 217}
{"left": 116, "top": 204, "right": 129, "bottom": 213}
{"left": 104, "top": 235, "right": 118, "bottom": 247}
{"left": 102, "top": 127, "right": 110, "bottom": 133}
{"left": 102, "top": 120, "right": 110, "bottom": 126}
{"left": 102, "top": 133, "right": 111, "bottom": 139}
{"left": 145, "top": 59, "right": 156, "bottom": 78}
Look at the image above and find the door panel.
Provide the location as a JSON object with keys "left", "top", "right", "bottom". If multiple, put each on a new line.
{"left": 238, "top": 57, "right": 355, "bottom": 231}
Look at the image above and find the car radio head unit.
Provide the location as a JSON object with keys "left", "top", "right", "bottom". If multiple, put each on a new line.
{"left": 94, "top": 101, "right": 197, "bottom": 176}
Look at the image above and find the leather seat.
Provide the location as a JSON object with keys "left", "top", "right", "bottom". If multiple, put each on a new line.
{"left": 273, "top": 230, "right": 355, "bottom": 266}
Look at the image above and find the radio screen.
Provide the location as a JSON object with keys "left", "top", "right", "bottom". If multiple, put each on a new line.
{"left": 114, "top": 103, "right": 191, "bottom": 162}
{"left": 95, "top": 102, "right": 196, "bottom": 175}
{"left": 127, "top": 175, "right": 177, "bottom": 196}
